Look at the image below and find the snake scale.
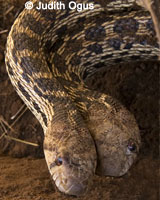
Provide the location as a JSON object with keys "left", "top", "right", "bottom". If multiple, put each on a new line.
{"left": 5, "top": 0, "right": 160, "bottom": 196}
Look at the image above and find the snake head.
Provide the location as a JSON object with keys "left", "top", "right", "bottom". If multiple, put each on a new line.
{"left": 87, "top": 98, "right": 141, "bottom": 177}
{"left": 43, "top": 121, "right": 97, "bottom": 196}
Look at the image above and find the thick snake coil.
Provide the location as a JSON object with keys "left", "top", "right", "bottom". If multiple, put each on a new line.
{"left": 5, "top": 0, "right": 160, "bottom": 196}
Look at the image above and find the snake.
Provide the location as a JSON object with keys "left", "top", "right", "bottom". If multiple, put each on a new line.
{"left": 5, "top": 0, "right": 160, "bottom": 196}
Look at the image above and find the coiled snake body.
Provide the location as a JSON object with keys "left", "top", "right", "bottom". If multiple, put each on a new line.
{"left": 5, "top": 0, "right": 160, "bottom": 196}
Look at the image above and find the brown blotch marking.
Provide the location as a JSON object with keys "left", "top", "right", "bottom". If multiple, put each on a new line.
{"left": 20, "top": 13, "right": 45, "bottom": 35}
{"left": 83, "top": 53, "right": 92, "bottom": 59}
{"left": 135, "top": 10, "right": 151, "bottom": 18}
{"left": 40, "top": 111, "right": 48, "bottom": 126}
{"left": 43, "top": 94, "right": 58, "bottom": 104}
{"left": 146, "top": 19, "right": 158, "bottom": 44}
{"left": 12, "top": 32, "right": 39, "bottom": 52}
{"left": 56, "top": 24, "right": 67, "bottom": 38}
{"left": 135, "top": 34, "right": 158, "bottom": 47}
{"left": 70, "top": 72, "right": 80, "bottom": 83}
{"left": 108, "top": 38, "right": 122, "bottom": 50}
{"left": 87, "top": 43, "right": 103, "bottom": 54}
{"left": 93, "top": 62, "right": 105, "bottom": 69}
{"left": 20, "top": 56, "right": 45, "bottom": 76}
{"left": 22, "top": 72, "right": 30, "bottom": 83}
{"left": 67, "top": 16, "right": 85, "bottom": 38}
{"left": 18, "top": 82, "right": 31, "bottom": 101}
{"left": 33, "top": 84, "right": 57, "bottom": 104}
{"left": 34, "top": 0, "right": 56, "bottom": 21}
{"left": 85, "top": 25, "right": 106, "bottom": 41}
{"left": 33, "top": 101, "right": 41, "bottom": 113}
{"left": 6, "top": 61, "right": 14, "bottom": 76}
{"left": 65, "top": 38, "right": 83, "bottom": 57}
{"left": 82, "top": 69, "right": 90, "bottom": 80}
{"left": 70, "top": 55, "right": 81, "bottom": 66}
{"left": 52, "top": 53, "right": 67, "bottom": 74}
{"left": 12, "top": 48, "right": 18, "bottom": 64}
{"left": 35, "top": 78, "right": 55, "bottom": 92}
{"left": 44, "top": 38, "right": 63, "bottom": 54}
{"left": 124, "top": 43, "right": 133, "bottom": 50}
{"left": 113, "top": 18, "right": 139, "bottom": 37}
{"left": 32, "top": 101, "right": 47, "bottom": 125}
{"left": 34, "top": 85, "right": 43, "bottom": 97}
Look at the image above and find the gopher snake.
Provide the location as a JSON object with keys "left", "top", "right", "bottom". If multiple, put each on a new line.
{"left": 5, "top": 0, "right": 160, "bottom": 196}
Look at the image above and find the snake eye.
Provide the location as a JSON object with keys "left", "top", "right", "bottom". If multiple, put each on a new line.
{"left": 55, "top": 157, "right": 63, "bottom": 166}
{"left": 127, "top": 139, "right": 136, "bottom": 152}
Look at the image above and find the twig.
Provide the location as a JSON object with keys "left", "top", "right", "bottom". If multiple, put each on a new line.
{"left": 11, "top": 104, "right": 26, "bottom": 120}
{"left": 0, "top": 30, "right": 8, "bottom": 34}
{"left": 0, "top": 107, "right": 39, "bottom": 147}
{"left": 4, "top": 5, "right": 14, "bottom": 16}
{"left": 4, "top": 134, "right": 39, "bottom": 147}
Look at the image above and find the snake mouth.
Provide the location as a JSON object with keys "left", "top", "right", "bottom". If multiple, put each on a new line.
{"left": 96, "top": 143, "right": 138, "bottom": 177}
{"left": 50, "top": 160, "right": 91, "bottom": 196}
{"left": 52, "top": 173, "right": 88, "bottom": 196}
{"left": 96, "top": 154, "right": 137, "bottom": 177}
{"left": 56, "top": 176, "right": 87, "bottom": 196}
{"left": 117, "top": 153, "right": 137, "bottom": 176}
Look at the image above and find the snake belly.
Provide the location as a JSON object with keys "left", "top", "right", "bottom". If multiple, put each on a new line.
{"left": 5, "top": 0, "right": 160, "bottom": 196}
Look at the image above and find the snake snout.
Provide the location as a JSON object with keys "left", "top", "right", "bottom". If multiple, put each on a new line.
{"left": 55, "top": 175, "right": 87, "bottom": 196}
{"left": 50, "top": 156, "right": 92, "bottom": 196}
{"left": 64, "top": 178, "right": 86, "bottom": 196}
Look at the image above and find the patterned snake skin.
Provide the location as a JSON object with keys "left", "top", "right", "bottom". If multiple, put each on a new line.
{"left": 5, "top": 0, "right": 160, "bottom": 196}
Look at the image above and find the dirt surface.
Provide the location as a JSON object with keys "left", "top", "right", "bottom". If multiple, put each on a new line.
{"left": 0, "top": 1, "right": 159, "bottom": 200}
